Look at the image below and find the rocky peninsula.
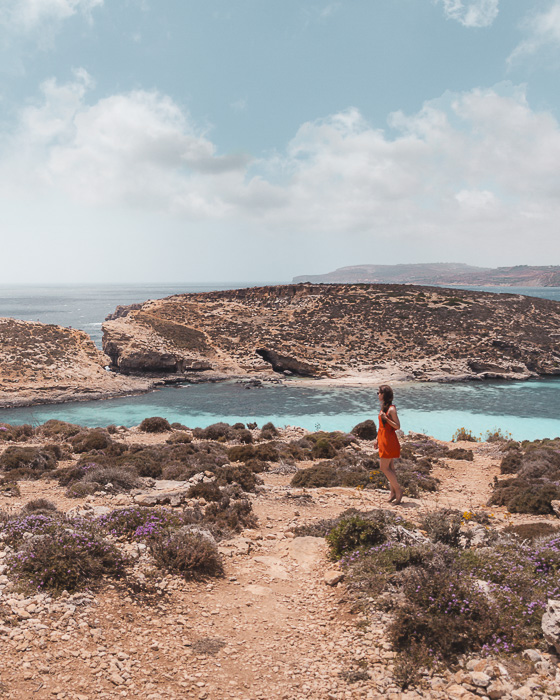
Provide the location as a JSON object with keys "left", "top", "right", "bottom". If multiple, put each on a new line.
{"left": 102, "top": 283, "right": 560, "bottom": 385}
{"left": 0, "top": 319, "right": 152, "bottom": 408}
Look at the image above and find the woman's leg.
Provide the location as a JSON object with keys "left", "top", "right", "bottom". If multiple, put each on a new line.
{"left": 379, "top": 458, "right": 402, "bottom": 504}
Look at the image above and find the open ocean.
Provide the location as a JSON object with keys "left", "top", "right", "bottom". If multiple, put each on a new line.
{"left": 1, "top": 282, "right": 560, "bottom": 442}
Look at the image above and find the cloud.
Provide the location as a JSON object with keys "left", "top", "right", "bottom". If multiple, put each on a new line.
{"left": 438, "top": 0, "right": 499, "bottom": 28}
{"left": 2, "top": 73, "right": 560, "bottom": 270}
{"left": 0, "top": 0, "right": 103, "bottom": 32}
{"left": 509, "top": 2, "right": 560, "bottom": 63}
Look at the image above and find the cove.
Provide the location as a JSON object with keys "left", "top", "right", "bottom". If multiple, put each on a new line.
{"left": 1, "top": 377, "right": 560, "bottom": 442}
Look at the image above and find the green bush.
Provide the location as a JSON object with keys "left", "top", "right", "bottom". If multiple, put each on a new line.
{"left": 327, "top": 515, "right": 386, "bottom": 559}
{"left": 311, "top": 438, "right": 337, "bottom": 459}
{"left": 149, "top": 530, "right": 223, "bottom": 579}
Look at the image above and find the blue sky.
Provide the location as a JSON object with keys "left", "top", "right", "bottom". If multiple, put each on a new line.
{"left": 1, "top": 0, "right": 560, "bottom": 283}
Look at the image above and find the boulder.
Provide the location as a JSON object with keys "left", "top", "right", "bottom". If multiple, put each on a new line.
{"left": 542, "top": 599, "right": 560, "bottom": 653}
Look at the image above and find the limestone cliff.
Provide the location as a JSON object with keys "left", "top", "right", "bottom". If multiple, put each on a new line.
{"left": 0, "top": 319, "right": 152, "bottom": 407}
{"left": 102, "top": 284, "right": 560, "bottom": 382}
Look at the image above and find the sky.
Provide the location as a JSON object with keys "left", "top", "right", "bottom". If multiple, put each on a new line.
{"left": 1, "top": 0, "right": 560, "bottom": 283}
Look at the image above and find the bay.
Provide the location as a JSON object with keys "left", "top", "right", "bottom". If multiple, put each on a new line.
{"left": 1, "top": 282, "right": 560, "bottom": 442}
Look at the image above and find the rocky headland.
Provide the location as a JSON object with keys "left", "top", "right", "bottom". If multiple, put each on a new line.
{"left": 293, "top": 263, "right": 560, "bottom": 287}
{"left": 0, "top": 319, "right": 152, "bottom": 408}
{"left": 102, "top": 283, "right": 560, "bottom": 384}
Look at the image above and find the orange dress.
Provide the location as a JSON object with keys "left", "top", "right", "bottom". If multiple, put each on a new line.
{"left": 378, "top": 406, "right": 400, "bottom": 459}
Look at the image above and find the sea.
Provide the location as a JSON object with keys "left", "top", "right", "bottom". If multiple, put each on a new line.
{"left": 1, "top": 282, "right": 560, "bottom": 442}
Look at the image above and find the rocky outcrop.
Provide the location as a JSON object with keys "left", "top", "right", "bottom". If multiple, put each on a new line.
{"left": 0, "top": 318, "right": 153, "bottom": 407}
{"left": 102, "top": 283, "right": 560, "bottom": 383}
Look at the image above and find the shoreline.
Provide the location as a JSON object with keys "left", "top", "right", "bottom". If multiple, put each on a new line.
{"left": 1, "top": 365, "right": 558, "bottom": 412}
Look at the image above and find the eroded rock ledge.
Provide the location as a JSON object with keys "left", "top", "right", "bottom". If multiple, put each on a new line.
{"left": 0, "top": 318, "right": 152, "bottom": 408}
{"left": 101, "top": 283, "right": 560, "bottom": 383}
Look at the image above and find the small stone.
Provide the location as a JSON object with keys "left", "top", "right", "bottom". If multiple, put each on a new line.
{"left": 324, "top": 571, "right": 344, "bottom": 587}
{"left": 469, "top": 671, "right": 491, "bottom": 688}
{"left": 523, "top": 649, "right": 543, "bottom": 663}
{"left": 109, "top": 673, "right": 125, "bottom": 686}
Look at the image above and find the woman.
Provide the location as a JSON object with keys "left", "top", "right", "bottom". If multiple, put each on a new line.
{"left": 373, "top": 384, "right": 403, "bottom": 504}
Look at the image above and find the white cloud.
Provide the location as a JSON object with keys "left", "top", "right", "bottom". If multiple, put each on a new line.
{"left": 509, "top": 2, "right": 560, "bottom": 63}
{"left": 438, "top": 0, "right": 499, "bottom": 28}
{"left": 0, "top": 0, "right": 103, "bottom": 31}
{"left": 2, "top": 74, "right": 560, "bottom": 272}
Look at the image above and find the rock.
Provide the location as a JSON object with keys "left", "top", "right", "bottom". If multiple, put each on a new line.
{"left": 523, "top": 649, "right": 543, "bottom": 663}
{"left": 133, "top": 494, "right": 159, "bottom": 507}
{"left": 109, "top": 672, "right": 125, "bottom": 685}
{"left": 551, "top": 500, "right": 560, "bottom": 517}
{"left": 469, "top": 671, "right": 491, "bottom": 687}
{"left": 324, "top": 571, "right": 344, "bottom": 587}
{"left": 542, "top": 600, "right": 560, "bottom": 654}
{"left": 487, "top": 680, "right": 513, "bottom": 699}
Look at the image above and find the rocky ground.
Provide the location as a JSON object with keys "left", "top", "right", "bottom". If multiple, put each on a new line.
{"left": 1, "top": 427, "right": 559, "bottom": 700}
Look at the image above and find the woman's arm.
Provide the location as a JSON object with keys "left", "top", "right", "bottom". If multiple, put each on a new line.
{"left": 382, "top": 406, "right": 400, "bottom": 430}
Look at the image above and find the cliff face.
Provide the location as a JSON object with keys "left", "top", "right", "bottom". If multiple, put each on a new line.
{"left": 293, "top": 263, "right": 560, "bottom": 287}
{"left": 0, "top": 318, "right": 152, "bottom": 407}
{"left": 102, "top": 284, "right": 560, "bottom": 382}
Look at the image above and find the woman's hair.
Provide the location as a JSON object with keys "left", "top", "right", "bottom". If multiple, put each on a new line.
{"left": 378, "top": 384, "right": 394, "bottom": 412}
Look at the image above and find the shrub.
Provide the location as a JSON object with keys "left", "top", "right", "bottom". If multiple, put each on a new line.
{"left": 234, "top": 429, "right": 253, "bottom": 444}
{"left": 390, "top": 566, "right": 495, "bottom": 666}
{"left": 166, "top": 431, "right": 192, "bottom": 444}
{"left": 97, "top": 506, "right": 184, "bottom": 541}
{"left": 447, "top": 448, "right": 474, "bottom": 461}
{"left": 351, "top": 420, "right": 377, "bottom": 441}
{"left": 291, "top": 464, "right": 369, "bottom": 489}
{"left": 254, "top": 443, "right": 280, "bottom": 462}
{"left": 259, "top": 422, "right": 278, "bottom": 439}
{"left": 500, "top": 452, "right": 522, "bottom": 474}
{"left": 149, "top": 530, "right": 223, "bottom": 578}
{"left": 227, "top": 445, "right": 256, "bottom": 463}
{"left": 451, "top": 427, "right": 478, "bottom": 442}
{"left": 0, "top": 423, "right": 33, "bottom": 442}
{"left": 187, "top": 482, "right": 223, "bottom": 502}
{"left": 139, "top": 416, "right": 172, "bottom": 433}
{"left": 38, "top": 419, "right": 81, "bottom": 440}
{"left": 7, "top": 529, "right": 126, "bottom": 593}
{"left": 70, "top": 430, "right": 112, "bottom": 453}
{"left": 193, "top": 423, "right": 235, "bottom": 441}
{"left": 98, "top": 506, "right": 183, "bottom": 540}
{"left": 327, "top": 515, "right": 386, "bottom": 559}
{"left": 0, "top": 446, "right": 58, "bottom": 473}
{"left": 23, "top": 499, "right": 57, "bottom": 513}
{"left": 420, "top": 510, "right": 463, "bottom": 548}
{"left": 214, "top": 465, "right": 259, "bottom": 492}
{"left": 245, "top": 458, "right": 268, "bottom": 473}
{"left": 311, "top": 438, "right": 337, "bottom": 460}
{"left": 82, "top": 466, "right": 140, "bottom": 492}
{"left": 203, "top": 496, "right": 258, "bottom": 533}
{"left": 485, "top": 428, "right": 513, "bottom": 443}
{"left": 503, "top": 522, "right": 560, "bottom": 541}
{"left": 489, "top": 478, "right": 560, "bottom": 515}
{"left": 66, "top": 482, "right": 99, "bottom": 498}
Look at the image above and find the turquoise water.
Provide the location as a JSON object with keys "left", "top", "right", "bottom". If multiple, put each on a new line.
{"left": 1, "top": 283, "right": 560, "bottom": 442}
{"left": 1, "top": 378, "right": 559, "bottom": 442}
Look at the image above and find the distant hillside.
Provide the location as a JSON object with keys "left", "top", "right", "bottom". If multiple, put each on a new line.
{"left": 292, "top": 263, "right": 560, "bottom": 287}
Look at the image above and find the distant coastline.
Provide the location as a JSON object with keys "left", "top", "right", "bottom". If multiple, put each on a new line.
{"left": 292, "top": 262, "right": 560, "bottom": 287}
